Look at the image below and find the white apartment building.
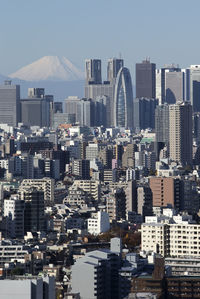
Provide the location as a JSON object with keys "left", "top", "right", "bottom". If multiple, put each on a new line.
{"left": 0, "top": 243, "right": 30, "bottom": 264}
{"left": 87, "top": 211, "right": 110, "bottom": 235}
{"left": 73, "top": 180, "right": 100, "bottom": 201}
{"left": 19, "top": 177, "right": 54, "bottom": 202}
{"left": 142, "top": 211, "right": 200, "bottom": 258}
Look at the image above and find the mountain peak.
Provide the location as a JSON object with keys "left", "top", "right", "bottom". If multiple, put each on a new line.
{"left": 9, "top": 56, "right": 85, "bottom": 81}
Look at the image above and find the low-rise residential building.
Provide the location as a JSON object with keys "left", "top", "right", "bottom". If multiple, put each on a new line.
{"left": 87, "top": 211, "right": 110, "bottom": 235}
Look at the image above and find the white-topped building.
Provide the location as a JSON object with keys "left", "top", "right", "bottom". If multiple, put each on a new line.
{"left": 142, "top": 209, "right": 200, "bottom": 258}
{"left": 87, "top": 211, "right": 110, "bottom": 235}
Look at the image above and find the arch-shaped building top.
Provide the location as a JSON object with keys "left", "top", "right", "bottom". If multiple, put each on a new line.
{"left": 114, "top": 67, "right": 133, "bottom": 128}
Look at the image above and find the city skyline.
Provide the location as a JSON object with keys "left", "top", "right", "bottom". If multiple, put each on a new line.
{"left": 2, "top": 1, "right": 200, "bottom": 298}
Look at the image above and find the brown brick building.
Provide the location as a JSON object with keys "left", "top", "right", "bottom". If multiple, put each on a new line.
{"left": 149, "top": 177, "right": 181, "bottom": 209}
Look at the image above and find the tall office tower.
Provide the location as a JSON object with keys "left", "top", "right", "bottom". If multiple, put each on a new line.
{"left": 85, "top": 59, "right": 102, "bottom": 84}
{"left": 113, "top": 67, "right": 133, "bottom": 128}
{"left": 85, "top": 83, "right": 114, "bottom": 126}
{"left": 45, "top": 95, "right": 54, "bottom": 127}
{"left": 64, "top": 96, "right": 95, "bottom": 126}
{"left": 165, "top": 70, "right": 185, "bottom": 104}
{"left": 155, "top": 104, "right": 169, "bottom": 144}
{"left": 53, "top": 101, "right": 63, "bottom": 113}
{"left": 0, "top": 80, "right": 20, "bottom": 126}
{"left": 21, "top": 89, "right": 53, "bottom": 127}
{"left": 85, "top": 58, "right": 125, "bottom": 127}
{"left": 133, "top": 97, "right": 158, "bottom": 132}
{"left": 4, "top": 195, "right": 24, "bottom": 239}
{"left": 169, "top": 102, "right": 192, "bottom": 165}
{"left": 94, "top": 95, "right": 111, "bottom": 127}
{"left": 23, "top": 188, "right": 45, "bottom": 233}
{"left": 190, "top": 65, "right": 200, "bottom": 111}
{"left": 156, "top": 69, "right": 162, "bottom": 104}
{"left": 193, "top": 112, "right": 200, "bottom": 144}
{"left": 136, "top": 59, "right": 156, "bottom": 98}
{"left": 156, "top": 65, "right": 190, "bottom": 105}
{"left": 28, "top": 87, "right": 45, "bottom": 98}
{"left": 107, "top": 58, "right": 124, "bottom": 84}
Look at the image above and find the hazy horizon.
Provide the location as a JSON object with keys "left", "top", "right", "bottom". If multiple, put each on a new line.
{"left": 1, "top": 0, "right": 200, "bottom": 80}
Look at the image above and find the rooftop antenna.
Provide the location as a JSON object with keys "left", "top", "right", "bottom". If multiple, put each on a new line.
{"left": 119, "top": 52, "right": 122, "bottom": 59}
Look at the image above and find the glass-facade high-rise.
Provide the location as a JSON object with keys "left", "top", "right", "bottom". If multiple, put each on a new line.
{"left": 114, "top": 67, "right": 133, "bottom": 128}
{"left": 0, "top": 80, "right": 20, "bottom": 127}
{"left": 107, "top": 58, "right": 124, "bottom": 84}
{"left": 85, "top": 59, "right": 102, "bottom": 85}
{"left": 136, "top": 59, "right": 156, "bottom": 99}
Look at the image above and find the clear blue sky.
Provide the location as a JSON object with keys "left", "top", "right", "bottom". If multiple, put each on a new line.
{"left": 0, "top": 0, "right": 200, "bottom": 79}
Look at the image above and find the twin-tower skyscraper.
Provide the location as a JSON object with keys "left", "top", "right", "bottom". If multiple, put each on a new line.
{"left": 84, "top": 58, "right": 133, "bottom": 128}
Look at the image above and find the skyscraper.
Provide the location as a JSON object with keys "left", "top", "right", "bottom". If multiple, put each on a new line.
{"left": 64, "top": 96, "right": 95, "bottom": 126}
{"left": 21, "top": 98, "right": 50, "bottom": 127}
{"left": 85, "top": 58, "right": 124, "bottom": 127}
{"left": 0, "top": 80, "right": 20, "bottom": 126}
{"left": 113, "top": 67, "right": 133, "bottom": 128}
{"left": 28, "top": 87, "right": 45, "bottom": 98}
{"left": 21, "top": 88, "right": 53, "bottom": 128}
{"left": 133, "top": 97, "right": 158, "bottom": 132}
{"left": 85, "top": 83, "right": 114, "bottom": 126}
{"left": 155, "top": 104, "right": 169, "bottom": 144}
{"left": 107, "top": 58, "right": 124, "bottom": 84}
{"left": 169, "top": 102, "right": 192, "bottom": 165}
{"left": 156, "top": 65, "right": 189, "bottom": 105}
{"left": 94, "top": 95, "right": 110, "bottom": 127}
{"left": 136, "top": 59, "right": 156, "bottom": 98}
{"left": 190, "top": 65, "right": 200, "bottom": 112}
{"left": 85, "top": 59, "right": 102, "bottom": 84}
{"left": 165, "top": 70, "right": 185, "bottom": 104}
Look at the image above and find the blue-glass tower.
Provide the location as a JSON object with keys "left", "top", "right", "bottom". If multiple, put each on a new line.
{"left": 114, "top": 67, "right": 133, "bottom": 128}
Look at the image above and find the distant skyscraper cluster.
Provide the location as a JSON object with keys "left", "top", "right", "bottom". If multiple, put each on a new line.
{"left": 84, "top": 58, "right": 133, "bottom": 128}
{"left": 0, "top": 57, "right": 200, "bottom": 168}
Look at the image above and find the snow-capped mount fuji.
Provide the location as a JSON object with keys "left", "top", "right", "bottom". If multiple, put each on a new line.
{"left": 9, "top": 56, "right": 85, "bottom": 81}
